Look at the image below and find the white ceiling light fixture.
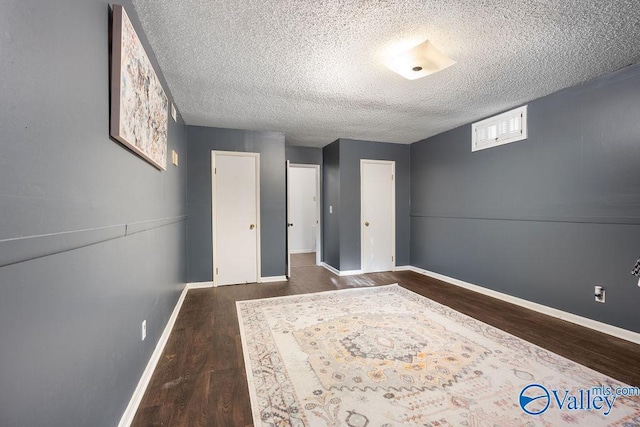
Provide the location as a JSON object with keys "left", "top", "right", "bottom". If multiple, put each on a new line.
{"left": 386, "top": 40, "right": 456, "bottom": 80}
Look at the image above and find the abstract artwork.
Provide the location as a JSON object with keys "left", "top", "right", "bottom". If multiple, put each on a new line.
{"left": 237, "top": 284, "right": 640, "bottom": 426}
{"left": 110, "top": 4, "right": 168, "bottom": 170}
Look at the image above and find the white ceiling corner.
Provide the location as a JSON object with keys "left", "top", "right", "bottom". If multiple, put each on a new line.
{"left": 132, "top": 0, "right": 640, "bottom": 147}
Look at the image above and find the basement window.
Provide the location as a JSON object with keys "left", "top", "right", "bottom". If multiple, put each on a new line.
{"left": 472, "top": 105, "right": 527, "bottom": 152}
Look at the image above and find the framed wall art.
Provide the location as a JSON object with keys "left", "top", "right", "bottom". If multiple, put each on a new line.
{"left": 110, "top": 4, "right": 168, "bottom": 170}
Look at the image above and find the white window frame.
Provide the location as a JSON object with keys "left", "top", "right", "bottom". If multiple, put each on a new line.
{"left": 472, "top": 105, "right": 528, "bottom": 152}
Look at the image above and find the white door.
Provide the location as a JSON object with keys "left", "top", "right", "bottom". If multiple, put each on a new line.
{"left": 361, "top": 160, "right": 395, "bottom": 273}
{"left": 289, "top": 166, "right": 318, "bottom": 253}
{"left": 286, "top": 161, "right": 291, "bottom": 277}
{"left": 212, "top": 151, "right": 260, "bottom": 286}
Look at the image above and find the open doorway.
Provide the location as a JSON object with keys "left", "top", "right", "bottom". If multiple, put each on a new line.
{"left": 286, "top": 163, "right": 321, "bottom": 276}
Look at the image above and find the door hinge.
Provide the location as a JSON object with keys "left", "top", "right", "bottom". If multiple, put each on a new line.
{"left": 391, "top": 174, "right": 394, "bottom": 181}
{"left": 216, "top": 268, "right": 218, "bottom": 275}
{"left": 392, "top": 256, "right": 394, "bottom": 262}
{"left": 215, "top": 168, "right": 217, "bottom": 174}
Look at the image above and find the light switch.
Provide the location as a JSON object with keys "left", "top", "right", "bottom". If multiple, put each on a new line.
{"left": 172, "top": 150, "right": 179, "bottom": 166}
{"left": 329, "top": 206, "right": 333, "bottom": 213}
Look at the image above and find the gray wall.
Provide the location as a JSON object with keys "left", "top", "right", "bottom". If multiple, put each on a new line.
{"left": 322, "top": 140, "right": 341, "bottom": 268}
{"left": 187, "top": 126, "right": 286, "bottom": 282}
{"left": 286, "top": 145, "right": 322, "bottom": 165}
{"left": 322, "top": 139, "right": 411, "bottom": 271}
{"left": 339, "top": 139, "right": 411, "bottom": 270}
{"left": 0, "top": 1, "right": 188, "bottom": 426}
{"left": 411, "top": 64, "right": 640, "bottom": 333}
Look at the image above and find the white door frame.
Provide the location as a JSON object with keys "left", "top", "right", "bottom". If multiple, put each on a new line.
{"left": 211, "top": 151, "right": 261, "bottom": 286}
{"left": 360, "top": 159, "right": 396, "bottom": 272}
{"left": 287, "top": 163, "right": 322, "bottom": 267}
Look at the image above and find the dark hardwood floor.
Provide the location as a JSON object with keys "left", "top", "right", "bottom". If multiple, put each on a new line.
{"left": 132, "top": 253, "right": 640, "bottom": 426}
{"left": 289, "top": 251, "right": 317, "bottom": 267}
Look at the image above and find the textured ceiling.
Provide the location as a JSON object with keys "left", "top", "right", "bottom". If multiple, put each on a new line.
{"left": 132, "top": 0, "right": 640, "bottom": 147}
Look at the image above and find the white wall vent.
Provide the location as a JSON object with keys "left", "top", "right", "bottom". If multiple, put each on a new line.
{"left": 472, "top": 105, "right": 527, "bottom": 152}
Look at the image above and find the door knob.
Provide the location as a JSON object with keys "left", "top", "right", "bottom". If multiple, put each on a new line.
{"left": 249, "top": 224, "right": 255, "bottom": 230}
{"left": 364, "top": 221, "right": 370, "bottom": 227}
{"left": 287, "top": 223, "right": 294, "bottom": 227}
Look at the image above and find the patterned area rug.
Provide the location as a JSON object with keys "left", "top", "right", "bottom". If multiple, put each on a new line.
{"left": 237, "top": 284, "right": 640, "bottom": 426}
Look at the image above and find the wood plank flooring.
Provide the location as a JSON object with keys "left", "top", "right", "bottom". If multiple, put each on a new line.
{"left": 132, "top": 253, "right": 640, "bottom": 426}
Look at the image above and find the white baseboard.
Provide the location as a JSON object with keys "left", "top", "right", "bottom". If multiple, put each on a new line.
{"left": 394, "top": 265, "right": 414, "bottom": 271}
{"left": 261, "top": 275, "right": 288, "bottom": 283}
{"left": 290, "top": 249, "right": 315, "bottom": 254}
{"left": 409, "top": 266, "right": 640, "bottom": 346}
{"left": 340, "top": 269, "right": 364, "bottom": 276}
{"left": 118, "top": 283, "right": 189, "bottom": 427}
{"left": 186, "top": 281, "right": 213, "bottom": 289}
{"left": 321, "top": 262, "right": 340, "bottom": 275}
{"left": 320, "top": 263, "right": 363, "bottom": 276}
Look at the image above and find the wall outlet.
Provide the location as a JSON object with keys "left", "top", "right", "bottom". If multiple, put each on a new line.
{"left": 594, "top": 286, "right": 605, "bottom": 303}
{"left": 141, "top": 320, "right": 147, "bottom": 341}
{"left": 329, "top": 205, "right": 333, "bottom": 213}
{"left": 172, "top": 150, "right": 179, "bottom": 166}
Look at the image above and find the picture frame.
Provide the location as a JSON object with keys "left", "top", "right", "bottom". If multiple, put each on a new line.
{"left": 110, "top": 4, "right": 168, "bottom": 170}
